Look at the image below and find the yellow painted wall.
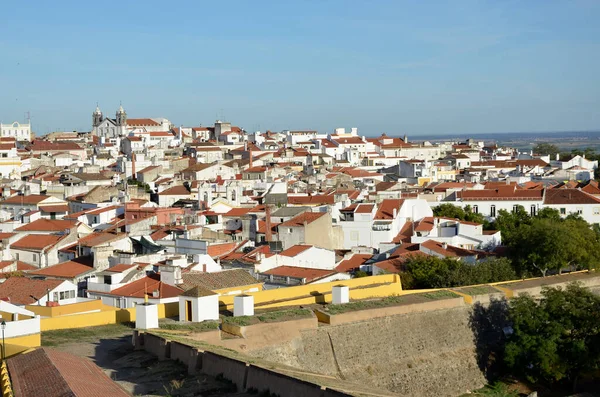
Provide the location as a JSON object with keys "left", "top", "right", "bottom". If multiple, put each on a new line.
{"left": 40, "top": 302, "right": 181, "bottom": 331}
{"left": 26, "top": 299, "right": 105, "bottom": 317}
{"left": 218, "top": 274, "right": 402, "bottom": 310}
{"left": 3, "top": 334, "right": 41, "bottom": 358}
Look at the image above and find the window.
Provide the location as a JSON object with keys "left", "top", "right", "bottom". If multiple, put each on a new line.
{"left": 53, "top": 292, "right": 58, "bottom": 301}
{"left": 530, "top": 205, "right": 537, "bottom": 216}
{"left": 594, "top": 207, "right": 600, "bottom": 215}
{"left": 560, "top": 208, "right": 566, "bottom": 215}
{"left": 472, "top": 205, "right": 478, "bottom": 214}
{"left": 14, "top": 253, "right": 18, "bottom": 260}
{"left": 59, "top": 291, "right": 65, "bottom": 300}
{"left": 512, "top": 205, "right": 519, "bottom": 213}
{"left": 70, "top": 290, "right": 76, "bottom": 299}
{"left": 288, "top": 228, "right": 293, "bottom": 233}
{"left": 33, "top": 254, "right": 37, "bottom": 262}
{"left": 576, "top": 207, "right": 583, "bottom": 215}
{"left": 490, "top": 205, "right": 496, "bottom": 218}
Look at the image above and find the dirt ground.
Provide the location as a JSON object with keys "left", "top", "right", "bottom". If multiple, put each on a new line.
{"left": 54, "top": 332, "right": 256, "bottom": 397}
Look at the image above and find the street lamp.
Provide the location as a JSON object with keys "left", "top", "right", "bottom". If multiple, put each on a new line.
{"left": 1, "top": 320, "right": 6, "bottom": 361}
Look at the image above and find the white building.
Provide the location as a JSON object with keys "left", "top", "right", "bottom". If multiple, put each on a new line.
{"left": 0, "top": 121, "right": 32, "bottom": 141}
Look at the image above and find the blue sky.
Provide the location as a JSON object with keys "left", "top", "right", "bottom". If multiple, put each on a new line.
{"left": 0, "top": 0, "right": 599, "bottom": 136}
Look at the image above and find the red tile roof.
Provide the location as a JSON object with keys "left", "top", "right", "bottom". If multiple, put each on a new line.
{"left": 126, "top": 118, "right": 160, "bottom": 127}
{"left": 15, "top": 219, "right": 78, "bottom": 232}
{"left": 100, "top": 274, "right": 183, "bottom": 299}
{"left": 287, "top": 195, "right": 335, "bottom": 205}
{"left": 279, "top": 245, "right": 312, "bottom": 257}
{"left": 414, "top": 217, "right": 435, "bottom": 232}
{"left": 460, "top": 186, "right": 544, "bottom": 201}
{"left": 158, "top": 185, "right": 192, "bottom": 196}
{"left": 355, "top": 204, "right": 375, "bottom": 214}
{"left": 544, "top": 188, "right": 600, "bottom": 205}
{"left": 8, "top": 348, "right": 130, "bottom": 397}
{"left": 279, "top": 212, "right": 325, "bottom": 227}
{"left": 224, "top": 208, "right": 252, "bottom": 217}
{"left": 2, "top": 194, "right": 51, "bottom": 205}
{"left": 11, "top": 234, "right": 65, "bottom": 251}
{"left": 38, "top": 204, "right": 69, "bottom": 213}
{"left": 105, "top": 264, "right": 137, "bottom": 273}
{"left": 0, "top": 277, "right": 66, "bottom": 304}
{"left": 262, "top": 266, "right": 338, "bottom": 283}
{"left": 29, "top": 257, "right": 94, "bottom": 279}
{"left": 374, "top": 199, "right": 405, "bottom": 220}
{"left": 335, "top": 254, "right": 372, "bottom": 272}
{"left": 206, "top": 242, "right": 238, "bottom": 258}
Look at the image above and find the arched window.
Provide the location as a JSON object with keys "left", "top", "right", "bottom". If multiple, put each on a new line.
{"left": 231, "top": 189, "right": 237, "bottom": 202}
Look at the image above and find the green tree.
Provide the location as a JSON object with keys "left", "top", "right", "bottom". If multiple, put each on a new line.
{"left": 533, "top": 143, "right": 560, "bottom": 157}
{"left": 504, "top": 283, "right": 600, "bottom": 391}
{"left": 509, "top": 217, "right": 600, "bottom": 277}
{"left": 432, "top": 203, "right": 488, "bottom": 227}
{"left": 493, "top": 206, "right": 531, "bottom": 246}
{"left": 401, "top": 256, "right": 517, "bottom": 289}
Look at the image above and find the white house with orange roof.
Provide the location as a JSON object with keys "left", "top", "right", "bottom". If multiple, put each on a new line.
{"left": 410, "top": 217, "right": 501, "bottom": 250}
{"left": 255, "top": 244, "right": 336, "bottom": 273}
{"left": 371, "top": 198, "right": 433, "bottom": 250}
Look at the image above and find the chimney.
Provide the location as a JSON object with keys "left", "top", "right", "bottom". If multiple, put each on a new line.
{"left": 265, "top": 205, "right": 272, "bottom": 242}
{"left": 131, "top": 152, "right": 136, "bottom": 179}
{"left": 442, "top": 242, "right": 448, "bottom": 250}
{"left": 249, "top": 150, "right": 253, "bottom": 168}
{"left": 392, "top": 208, "right": 397, "bottom": 219}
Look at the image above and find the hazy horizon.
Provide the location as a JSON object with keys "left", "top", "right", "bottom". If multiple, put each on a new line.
{"left": 1, "top": 1, "right": 599, "bottom": 135}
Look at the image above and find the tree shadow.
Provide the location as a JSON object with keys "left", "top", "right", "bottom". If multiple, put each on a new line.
{"left": 469, "top": 297, "right": 511, "bottom": 381}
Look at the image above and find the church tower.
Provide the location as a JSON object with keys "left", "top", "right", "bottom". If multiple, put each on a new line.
{"left": 92, "top": 105, "right": 103, "bottom": 128}
{"left": 116, "top": 105, "right": 127, "bottom": 126}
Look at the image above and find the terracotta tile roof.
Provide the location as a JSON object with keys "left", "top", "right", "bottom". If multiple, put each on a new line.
{"left": 15, "top": 218, "right": 78, "bottom": 232}
{"left": 1, "top": 194, "right": 51, "bottom": 205}
{"left": 78, "top": 232, "right": 124, "bottom": 248}
{"left": 38, "top": 204, "right": 69, "bottom": 213}
{"left": 29, "top": 141, "right": 83, "bottom": 151}
{"left": 137, "top": 165, "right": 161, "bottom": 174}
{"left": 355, "top": 204, "right": 375, "bottom": 214}
{"left": 158, "top": 185, "right": 191, "bottom": 196}
{"left": 374, "top": 199, "right": 405, "bottom": 220}
{"left": 392, "top": 221, "right": 414, "bottom": 244}
{"left": 0, "top": 277, "right": 66, "bottom": 304}
{"left": 335, "top": 254, "right": 372, "bottom": 272}
{"left": 279, "top": 212, "right": 325, "bottom": 227}
{"left": 29, "top": 258, "right": 94, "bottom": 279}
{"left": 0, "top": 232, "right": 15, "bottom": 240}
{"left": 279, "top": 244, "right": 312, "bottom": 257}
{"left": 126, "top": 118, "right": 160, "bottom": 127}
{"left": 332, "top": 137, "right": 365, "bottom": 145}
{"left": 287, "top": 195, "right": 335, "bottom": 205}
{"left": 206, "top": 242, "right": 238, "bottom": 258}
{"left": 85, "top": 205, "right": 120, "bottom": 215}
{"left": 0, "top": 260, "right": 36, "bottom": 272}
{"left": 262, "top": 266, "right": 337, "bottom": 283}
{"left": 414, "top": 217, "right": 435, "bottom": 232}
{"left": 8, "top": 348, "right": 130, "bottom": 397}
{"left": 420, "top": 240, "right": 480, "bottom": 258}
{"left": 11, "top": 234, "right": 65, "bottom": 251}
{"left": 544, "top": 188, "right": 600, "bottom": 205}
{"left": 181, "top": 269, "right": 260, "bottom": 291}
{"left": 460, "top": 186, "right": 544, "bottom": 201}
{"left": 102, "top": 274, "right": 183, "bottom": 299}
{"left": 244, "top": 166, "right": 268, "bottom": 173}
{"left": 256, "top": 220, "right": 279, "bottom": 234}
{"left": 582, "top": 180, "right": 600, "bottom": 195}
{"left": 105, "top": 263, "right": 137, "bottom": 273}
{"left": 181, "top": 285, "right": 216, "bottom": 297}
{"left": 224, "top": 208, "right": 252, "bottom": 217}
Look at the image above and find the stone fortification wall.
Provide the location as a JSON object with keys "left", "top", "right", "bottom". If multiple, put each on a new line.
{"left": 252, "top": 306, "right": 486, "bottom": 396}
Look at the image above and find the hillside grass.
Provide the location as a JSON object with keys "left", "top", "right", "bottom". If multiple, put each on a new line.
{"left": 325, "top": 290, "right": 460, "bottom": 315}
{"left": 41, "top": 322, "right": 134, "bottom": 346}
{"left": 222, "top": 308, "right": 312, "bottom": 326}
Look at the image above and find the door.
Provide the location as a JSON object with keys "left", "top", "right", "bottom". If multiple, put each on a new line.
{"left": 186, "top": 300, "right": 193, "bottom": 321}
